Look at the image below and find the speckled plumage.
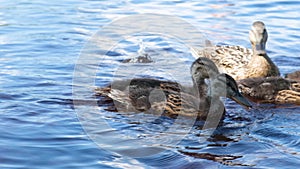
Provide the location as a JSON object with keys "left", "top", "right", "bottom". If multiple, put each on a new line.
{"left": 237, "top": 76, "right": 300, "bottom": 105}
{"left": 95, "top": 57, "right": 251, "bottom": 121}
{"left": 191, "top": 21, "right": 280, "bottom": 80}
{"left": 285, "top": 70, "right": 300, "bottom": 82}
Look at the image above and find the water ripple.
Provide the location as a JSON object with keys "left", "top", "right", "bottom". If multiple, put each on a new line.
{"left": 1, "top": 0, "right": 300, "bottom": 168}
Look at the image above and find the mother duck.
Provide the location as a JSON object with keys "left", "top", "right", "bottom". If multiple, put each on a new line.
{"left": 191, "top": 21, "right": 280, "bottom": 80}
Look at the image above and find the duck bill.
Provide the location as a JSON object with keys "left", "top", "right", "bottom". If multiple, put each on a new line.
{"left": 230, "top": 93, "right": 252, "bottom": 109}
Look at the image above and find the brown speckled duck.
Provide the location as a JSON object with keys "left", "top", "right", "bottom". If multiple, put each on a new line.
{"left": 191, "top": 21, "right": 280, "bottom": 80}
{"left": 237, "top": 76, "right": 300, "bottom": 105}
{"left": 95, "top": 57, "right": 251, "bottom": 121}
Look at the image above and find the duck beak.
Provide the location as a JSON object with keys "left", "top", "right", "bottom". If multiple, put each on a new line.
{"left": 230, "top": 92, "right": 252, "bottom": 109}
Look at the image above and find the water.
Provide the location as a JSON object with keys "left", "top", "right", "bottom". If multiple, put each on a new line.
{"left": 1, "top": 0, "right": 300, "bottom": 168}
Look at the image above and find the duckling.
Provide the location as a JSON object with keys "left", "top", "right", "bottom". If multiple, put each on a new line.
{"left": 95, "top": 57, "right": 251, "bottom": 121}
{"left": 237, "top": 76, "right": 300, "bottom": 105}
{"left": 191, "top": 21, "right": 280, "bottom": 80}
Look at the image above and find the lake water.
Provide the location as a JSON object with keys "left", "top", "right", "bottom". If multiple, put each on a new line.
{"left": 1, "top": 0, "right": 300, "bottom": 168}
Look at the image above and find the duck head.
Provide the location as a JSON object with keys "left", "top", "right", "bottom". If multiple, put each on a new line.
{"left": 210, "top": 73, "right": 252, "bottom": 108}
{"left": 249, "top": 21, "right": 268, "bottom": 55}
{"left": 190, "top": 57, "right": 219, "bottom": 85}
{"left": 190, "top": 57, "right": 252, "bottom": 108}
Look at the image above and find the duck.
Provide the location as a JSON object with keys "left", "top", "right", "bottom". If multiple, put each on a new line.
{"left": 191, "top": 21, "right": 280, "bottom": 80}
{"left": 95, "top": 57, "right": 252, "bottom": 122}
{"left": 237, "top": 76, "right": 300, "bottom": 105}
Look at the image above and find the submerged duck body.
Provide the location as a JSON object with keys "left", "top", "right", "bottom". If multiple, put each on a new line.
{"left": 237, "top": 76, "right": 300, "bottom": 105}
{"left": 96, "top": 57, "right": 251, "bottom": 121}
{"left": 191, "top": 21, "right": 280, "bottom": 80}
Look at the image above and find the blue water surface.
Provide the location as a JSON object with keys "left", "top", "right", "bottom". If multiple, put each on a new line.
{"left": 1, "top": 0, "right": 300, "bottom": 168}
